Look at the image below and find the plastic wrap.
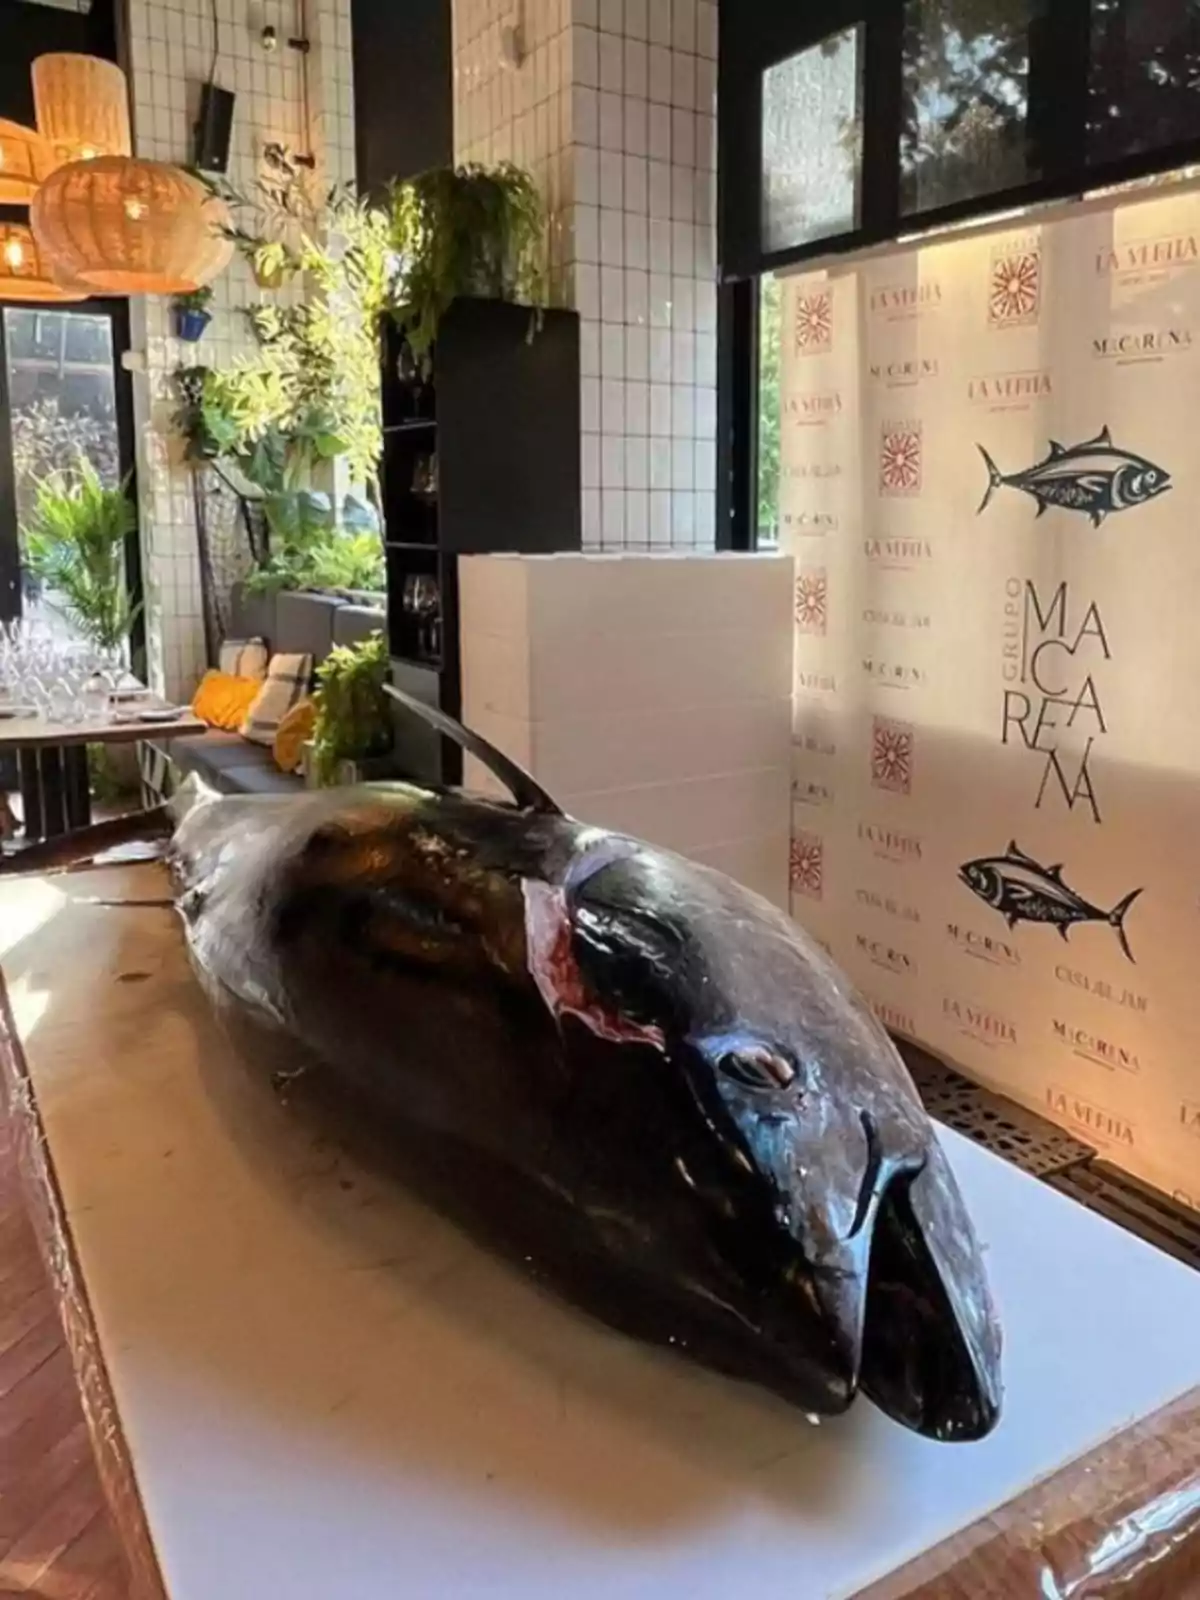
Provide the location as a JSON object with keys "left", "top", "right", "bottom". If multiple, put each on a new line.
{"left": 857, "top": 1384, "right": 1200, "bottom": 1597}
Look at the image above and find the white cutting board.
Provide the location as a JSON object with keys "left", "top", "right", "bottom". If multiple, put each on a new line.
{"left": 5, "top": 867, "right": 1200, "bottom": 1600}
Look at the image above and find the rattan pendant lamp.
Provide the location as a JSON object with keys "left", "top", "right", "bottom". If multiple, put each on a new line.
{"left": 31, "top": 53, "right": 132, "bottom": 164}
{"left": 31, "top": 156, "right": 233, "bottom": 295}
{"left": 28, "top": 52, "right": 232, "bottom": 296}
{"left": 0, "top": 119, "right": 56, "bottom": 204}
{"left": 0, "top": 222, "right": 88, "bottom": 302}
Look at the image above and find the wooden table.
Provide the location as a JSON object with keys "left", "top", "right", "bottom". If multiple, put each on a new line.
{"left": 0, "top": 863, "right": 1198, "bottom": 1599}
{"left": 0, "top": 699, "right": 202, "bottom": 843}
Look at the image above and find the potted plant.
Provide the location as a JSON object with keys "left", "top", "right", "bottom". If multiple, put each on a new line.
{"left": 310, "top": 632, "right": 394, "bottom": 787}
{"left": 389, "top": 161, "right": 547, "bottom": 373}
{"left": 173, "top": 285, "right": 214, "bottom": 342}
{"left": 20, "top": 458, "right": 140, "bottom": 650}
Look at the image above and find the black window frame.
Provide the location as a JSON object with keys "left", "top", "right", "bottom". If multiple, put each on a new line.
{"left": 716, "top": 0, "right": 1200, "bottom": 551}
{"left": 0, "top": 278, "right": 145, "bottom": 676}
{"left": 717, "top": 0, "right": 1200, "bottom": 284}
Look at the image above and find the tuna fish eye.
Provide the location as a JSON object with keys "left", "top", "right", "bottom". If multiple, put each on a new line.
{"left": 717, "top": 1046, "right": 796, "bottom": 1094}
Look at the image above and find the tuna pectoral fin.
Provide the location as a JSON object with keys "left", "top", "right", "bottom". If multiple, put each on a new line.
{"left": 860, "top": 1148, "right": 1002, "bottom": 1442}
{"left": 1109, "top": 887, "right": 1143, "bottom": 963}
{"left": 976, "top": 445, "right": 1005, "bottom": 515}
{"left": 383, "top": 682, "right": 562, "bottom": 816}
{"left": 0, "top": 807, "right": 173, "bottom": 879}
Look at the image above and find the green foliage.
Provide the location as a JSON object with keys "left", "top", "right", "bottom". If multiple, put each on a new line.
{"left": 312, "top": 631, "right": 393, "bottom": 786}
{"left": 757, "top": 275, "right": 781, "bottom": 547}
{"left": 174, "top": 285, "right": 213, "bottom": 313}
{"left": 20, "top": 459, "right": 140, "bottom": 650}
{"left": 87, "top": 743, "right": 140, "bottom": 805}
{"left": 390, "top": 162, "right": 547, "bottom": 371}
{"left": 203, "top": 148, "right": 396, "bottom": 490}
{"left": 10, "top": 397, "right": 119, "bottom": 522}
{"left": 305, "top": 529, "right": 385, "bottom": 593}
{"left": 243, "top": 521, "right": 384, "bottom": 598}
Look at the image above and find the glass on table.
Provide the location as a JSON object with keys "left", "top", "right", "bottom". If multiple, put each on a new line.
{"left": 81, "top": 672, "right": 111, "bottom": 724}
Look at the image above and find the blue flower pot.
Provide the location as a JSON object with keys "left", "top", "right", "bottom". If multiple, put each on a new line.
{"left": 174, "top": 307, "right": 212, "bottom": 342}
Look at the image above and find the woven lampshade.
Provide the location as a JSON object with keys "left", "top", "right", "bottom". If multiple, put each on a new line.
{"left": 0, "top": 119, "right": 56, "bottom": 204}
{"left": 32, "top": 53, "right": 132, "bottom": 164}
{"left": 31, "top": 157, "right": 233, "bottom": 295}
{"left": 0, "top": 222, "right": 87, "bottom": 303}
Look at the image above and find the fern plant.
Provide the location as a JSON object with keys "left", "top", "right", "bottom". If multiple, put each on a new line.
{"left": 390, "top": 162, "right": 547, "bottom": 371}
{"left": 312, "top": 632, "right": 393, "bottom": 786}
{"left": 21, "top": 460, "right": 140, "bottom": 650}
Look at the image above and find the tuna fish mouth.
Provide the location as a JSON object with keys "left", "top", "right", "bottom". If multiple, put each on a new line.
{"left": 858, "top": 1170, "right": 1001, "bottom": 1442}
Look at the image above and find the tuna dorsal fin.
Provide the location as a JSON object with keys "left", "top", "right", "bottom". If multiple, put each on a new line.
{"left": 1083, "top": 424, "right": 1113, "bottom": 448}
{"left": 1047, "top": 438, "right": 1067, "bottom": 457}
{"left": 1045, "top": 861, "right": 1065, "bottom": 882}
{"left": 1005, "top": 840, "right": 1042, "bottom": 868}
{"left": 383, "top": 682, "right": 564, "bottom": 816}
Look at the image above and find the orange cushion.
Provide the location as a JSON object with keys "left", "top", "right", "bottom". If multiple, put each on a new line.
{"left": 273, "top": 697, "right": 316, "bottom": 774}
{"left": 191, "top": 671, "right": 262, "bottom": 732}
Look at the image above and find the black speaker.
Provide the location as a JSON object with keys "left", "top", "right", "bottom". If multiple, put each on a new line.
{"left": 194, "top": 83, "right": 235, "bottom": 175}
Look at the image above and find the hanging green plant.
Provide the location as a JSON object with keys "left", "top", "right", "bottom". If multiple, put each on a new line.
{"left": 389, "top": 162, "right": 548, "bottom": 372}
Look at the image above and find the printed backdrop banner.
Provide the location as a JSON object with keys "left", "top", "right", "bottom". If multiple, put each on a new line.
{"left": 781, "top": 186, "right": 1200, "bottom": 1211}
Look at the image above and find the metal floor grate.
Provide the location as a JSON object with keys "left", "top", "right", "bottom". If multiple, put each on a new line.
{"left": 1048, "top": 1162, "right": 1200, "bottom": 1271}
{"left": 897, "top": 1042, "right": 1200, "bottom": 1272}
{"left": 900, "top": 1045, "right": 1094, "bottom": 1179}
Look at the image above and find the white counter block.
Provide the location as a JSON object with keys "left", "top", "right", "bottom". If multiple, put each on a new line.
{"left": 459, "top": 552, "right": 795, "bottom": 908}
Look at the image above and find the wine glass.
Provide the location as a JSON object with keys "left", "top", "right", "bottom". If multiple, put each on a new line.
{"left": 409, "top": 574, "right": 441, "bottom": 661}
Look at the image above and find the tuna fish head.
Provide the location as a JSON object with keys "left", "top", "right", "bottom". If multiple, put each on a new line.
{"left": 558, "top": 845, "right": 1003, "bottom": 1441}
{"left": 1114, "top": 457, "right": 1170, "bottom": 508}
{"left": 959, "top": 860, "right": 998, "bottom": 901}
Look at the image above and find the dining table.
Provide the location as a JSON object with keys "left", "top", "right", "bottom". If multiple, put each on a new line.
{"left": 0, "top": 686, "right": 203, "bottom": 846}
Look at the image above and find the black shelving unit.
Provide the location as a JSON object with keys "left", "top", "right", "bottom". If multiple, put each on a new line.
{"left": 381, "top": 297, "right": 582, "bottom": 785}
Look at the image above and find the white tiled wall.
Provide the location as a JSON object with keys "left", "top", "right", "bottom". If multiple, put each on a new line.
{"left": 125, "top": 0, "right": 355, "bottom": 700}
{"left": 459, "top": 553, "right": 794, "bottom": 906}
{"left": 451, "top": 0, "right": 719, "bottom": 553}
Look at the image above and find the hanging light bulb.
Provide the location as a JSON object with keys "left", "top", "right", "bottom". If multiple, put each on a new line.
{"left": 31, "top": 54, "right": 133, "bottom": 166}
{"left": 0, "top": 222, "right": 87, "bottom": 302}
{"left": 0, "top": 119, "right": 55, "bottom": 204}
{"left": 31, "top": 157, "right": 232, "bottom": 295}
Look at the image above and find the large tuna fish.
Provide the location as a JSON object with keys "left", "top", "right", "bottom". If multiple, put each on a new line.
{"left": 4, "top": 692, "right": 1002, "bottom": 1441}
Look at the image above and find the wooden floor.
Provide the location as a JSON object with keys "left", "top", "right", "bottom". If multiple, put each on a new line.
{"left": 0, "top": 1126, "right": 127, "bottom": 1598}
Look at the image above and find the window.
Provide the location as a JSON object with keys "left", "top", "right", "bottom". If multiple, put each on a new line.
{"left": 756, "top": 274, "right": 782, "bottom": 549}
{"left": 762, "top": 27, "right": 864, "bottom": 255}
{"left": 0, "top": 306, "right": 133, "bottom": 645}
{"left": 901, "top": 0, "right": 1036, "bottom": 215}
{"left": 1090, "top": 0, "right": 1200, "bottom": 166}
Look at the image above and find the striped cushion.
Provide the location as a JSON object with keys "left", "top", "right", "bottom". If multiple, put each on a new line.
{"left": 218, "top": 636, "right": 269, "bottom": 680}
{"left": 239, "top": 653, "right": 313, "bottom": 746}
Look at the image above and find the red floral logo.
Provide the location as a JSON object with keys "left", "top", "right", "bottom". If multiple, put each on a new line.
{"left": 989, "top": 248, "right": 1041, "bottom": 327}
{"left": 794, "top": 290, "right": 833, "bottom": 353}
{"left": 879, "top": 423, "right": 922, "bottom": 495}
{"left": 790, "top": 832, "right": 824, "bottom": 899}
{"left": 794, "top": 568, "right": 828, "bottom": 633}
{"left": 871, "top": 716, "right": 913, "bottom": 795}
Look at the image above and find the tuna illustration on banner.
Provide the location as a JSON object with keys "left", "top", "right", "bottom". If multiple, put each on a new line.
{"left": 959, "top": 842, "right": 1142, "bottom": 962}
{"left": 976, "top": 427, "right": 1170, "bottom": 526}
